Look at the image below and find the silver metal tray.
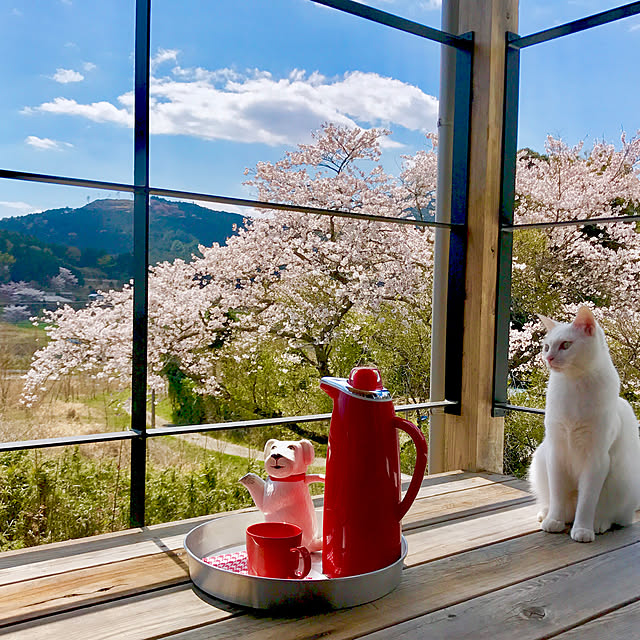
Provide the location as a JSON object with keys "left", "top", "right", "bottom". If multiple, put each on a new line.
{"left": 184, "top": 509, "right": 407, "bottom": 610}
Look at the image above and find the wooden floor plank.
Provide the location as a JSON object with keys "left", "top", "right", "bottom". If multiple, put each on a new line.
{"left": 406, "top": 503, "right": 540, "bottom": 563}
{"left": 0, "top": 548, "right": 190, "bottom": 626}
{"left": 552, "top": 599, "right": 640, "bottom": 639}
{"left": 0, "top": 585, "right": 237, "bottom": 640}
{"left": 0, "top": 472, "right": 527, "bottom": 588}
{"left": 0, "top": 514, "right": 224, "bottom": 586}
{"left": 410, "top": 471, "right": 528, "bottom": 498}
{"left": 359, "top": 542, "right": 640, "bottom": 640}
{"left": 161, "top": 524, "right": 640, "bottom": 640}
{"left": 10, "top": 520, "right": 637, "bottom": 640}
{"left": 0, "top": 500, "right": 540, "bottom": 628}
{"left": 403, "top": 482, "right": 532, "bottom": 530}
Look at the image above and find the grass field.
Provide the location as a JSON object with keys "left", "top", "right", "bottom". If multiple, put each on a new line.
{"left": 0, "top": 321, "right": 266, "bottom": 549}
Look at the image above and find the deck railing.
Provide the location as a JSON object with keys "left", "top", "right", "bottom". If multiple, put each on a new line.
{"left": 493, "top": 0, "right": 640, "bottom": 416}
{"left": 0, "top": 0, "right": 472, "bottom": 527}
{"left": 1, "top": 0, "right": 640, "bottom": 527}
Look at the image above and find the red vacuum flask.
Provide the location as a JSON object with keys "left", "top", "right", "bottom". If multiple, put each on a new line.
{"left": 320, "top": 367, "right": 428, "bottom": 578}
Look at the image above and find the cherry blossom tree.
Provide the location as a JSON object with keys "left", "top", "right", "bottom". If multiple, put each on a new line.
{"left": 50, "top": 267, "right": 78, "bottom": 291}
{"left": 21, "top": 125, "right": 640, "bottom": 426}
{"left": 509, "top": 132, "right": 640, "bottom": 396}
{"left": 0, "top": 282, "right": 46, "bottom": 303}
{"left": 22, "top": 124, "right": 437, "bottom": 427}
{"left": 2, "top": 305, "right": 30, "bottom": 323}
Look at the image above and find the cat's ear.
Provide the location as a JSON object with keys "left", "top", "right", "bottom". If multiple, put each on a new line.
{"left": 537, "top": 314, "right": 557, "bottom": 332}
{"left": 573, "top": 306, "right": 596, "bottom": 336}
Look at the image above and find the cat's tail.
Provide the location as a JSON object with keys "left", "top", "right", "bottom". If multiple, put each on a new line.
{"left": 528, "top": 442, "right": 549, "bottom": 521}
{"left": 616, "top": 399, "right": 640, "bottom": 510}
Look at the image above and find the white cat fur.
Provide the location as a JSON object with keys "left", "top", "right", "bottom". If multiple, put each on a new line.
{"left": 529, "top": 306, "right": 640, "bottom": 542}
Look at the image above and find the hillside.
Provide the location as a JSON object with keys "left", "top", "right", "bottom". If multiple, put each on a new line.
{"left": 0, "top": 197, "right": 245, "bottom": 266}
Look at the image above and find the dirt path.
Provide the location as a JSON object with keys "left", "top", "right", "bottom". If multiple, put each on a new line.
{"left": 157, "top": 428, "right": 328, "bottom": 470}
{"left": 129, "top": 400, "right": 414, "bottom": 479}
{"left": 176, "top": 433, "right": 420, "bottom": 481}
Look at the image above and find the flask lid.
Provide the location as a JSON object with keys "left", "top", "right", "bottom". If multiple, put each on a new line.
{"left": 320, "top": 367, "right": 390, "bottom": 401}
{"left": 348, "top": 367, "right": 383, "bottom": 392}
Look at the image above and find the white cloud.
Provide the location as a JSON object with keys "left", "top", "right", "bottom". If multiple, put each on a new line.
{"left": 318, "top": 71, "right": 438, "bottom": 132}
{"left": 379, "top": 136, "right": 406, "bottom": 150}
{"left": 25, "top": 62, "right": 438, "bottom": 147}
{"left": 629, "top": 22, "right": 640, "bottom": 32}
{"left": 52, "top": 68, "right": 84, "bottom": 83}
{"left": 151, "top": 48, "right": 179, "bottom": 72}
{"left": 0, "top": 201, "right": 34, "bottom": 212}
{"left": 23, "top": 97, "right": 132, "bottom": 126}
{"left": 0, "top": 201, "right": 40, "bottom": 219}
{"left": 83, "top": 61, "right": 97, "bottom": 72}
{"left": 25, "top": 135, "right": 73, "bottom": 151}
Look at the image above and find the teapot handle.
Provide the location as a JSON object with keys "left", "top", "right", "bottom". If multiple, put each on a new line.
{"left": 393, "top": 416, "right": 428, "bottom": 521}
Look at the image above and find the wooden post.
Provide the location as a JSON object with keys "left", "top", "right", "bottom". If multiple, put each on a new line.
{"left": 442, "top": 0, "right": 518, "bottom": 473}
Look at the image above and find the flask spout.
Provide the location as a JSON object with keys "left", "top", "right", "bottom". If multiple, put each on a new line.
{"left": 320, "top": 379, "right": 340, "bottom": 400}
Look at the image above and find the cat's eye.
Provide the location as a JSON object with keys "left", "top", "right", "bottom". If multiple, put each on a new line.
{"left": 543, "top": 344, "right": 549, "bottom": 352}
{"left": 559, "top": 341, "right": 572, "bottom": 350}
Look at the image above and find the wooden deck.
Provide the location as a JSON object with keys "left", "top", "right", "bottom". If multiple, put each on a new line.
{"left": 0, "top": 470, "right": 638, "bottom": 639}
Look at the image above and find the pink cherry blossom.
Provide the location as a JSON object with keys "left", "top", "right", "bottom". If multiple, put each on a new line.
{"left": 510, "top": 132, "right": 640, "bottom": 394}
{"left": 21, "top": 124, "right": 436, "bottom": 406}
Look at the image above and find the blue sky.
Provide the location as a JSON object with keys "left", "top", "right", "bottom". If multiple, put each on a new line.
{"left": 1, "top": 0, "right": 639, "bottom": 220}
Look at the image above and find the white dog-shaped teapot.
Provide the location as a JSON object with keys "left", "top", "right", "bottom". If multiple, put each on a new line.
{"left": 239, "top": 439, "right": 324, "bottom": 551}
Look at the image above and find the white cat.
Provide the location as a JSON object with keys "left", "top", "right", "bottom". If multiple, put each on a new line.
{"left": 528, "top": 306, "right": 640, "bottom": 542}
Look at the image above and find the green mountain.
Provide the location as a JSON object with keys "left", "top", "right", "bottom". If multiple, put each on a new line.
{"left": 0, "top": 197, "right": 244, "bottom": 266}
{"left": 0, "top": 198, "right": 245, "bottom": 306}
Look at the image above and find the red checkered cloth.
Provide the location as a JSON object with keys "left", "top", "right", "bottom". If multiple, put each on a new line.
{"left": 203, "top": 551, "right": 249, "bottom": 574}
{"left": 202, "top": 551, "right": 316, "bottom": 579}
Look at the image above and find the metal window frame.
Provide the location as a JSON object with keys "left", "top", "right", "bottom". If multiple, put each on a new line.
{"left": 6, "top": 0, "right": 637, "bottom": 525}
{"left": 493, "top": 1, "right": 640, "bottom": 418}
{"left": 0, "top": 1, "right": 471, "bottom": 527}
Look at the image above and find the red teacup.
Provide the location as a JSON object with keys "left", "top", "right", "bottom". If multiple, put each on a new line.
{"left": 245, "top": 522, "right": 311, "bottom": 579}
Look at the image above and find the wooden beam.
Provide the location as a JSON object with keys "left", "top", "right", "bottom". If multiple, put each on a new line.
{"left": 443, "top": 0, "right": 518, "bottom": 473}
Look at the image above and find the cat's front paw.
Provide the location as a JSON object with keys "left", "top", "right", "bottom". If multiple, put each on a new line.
{"left": 594, "top": 519, "right": 612, "bottom": 534}
{"left": 536, "top": 508, "right": 548, "bottom": 523}
{"left": 541, "top": 516, "right": 566, "bottom": 533}
{"left": 570, "top": 526, "right": 595, "bottom": 543}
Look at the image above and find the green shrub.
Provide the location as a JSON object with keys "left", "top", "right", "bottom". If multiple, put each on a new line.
{"left": 0, "top": 448, "right": 129, "bottom": 549}
{"left": 503, "top": 395, "right": 545, "bottom": 479}
{"left": 144, "top": 456, "right": 257, "bottom": 525}
{"left": 0, "top": 447, "right": 259, "bottom": 551}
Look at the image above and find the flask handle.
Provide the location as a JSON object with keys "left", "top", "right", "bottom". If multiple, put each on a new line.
{"left": 393, "top": 416, "right": 428, "bottom": 521}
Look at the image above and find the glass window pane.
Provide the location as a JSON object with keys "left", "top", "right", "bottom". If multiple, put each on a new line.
{"left": 142, "top": 2, "right": 438, "bottom": 455}
{"left": 149, "top": 0, "right": 441, "bottom": 207}
{"left": 1, "top": 184, "right": 134, "bottom": 442}
{"left": 0, "top": 1, "right": 134, "bottom": 186}
{"left": 505, "top": 7, "right": 640, "bottom": 475}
